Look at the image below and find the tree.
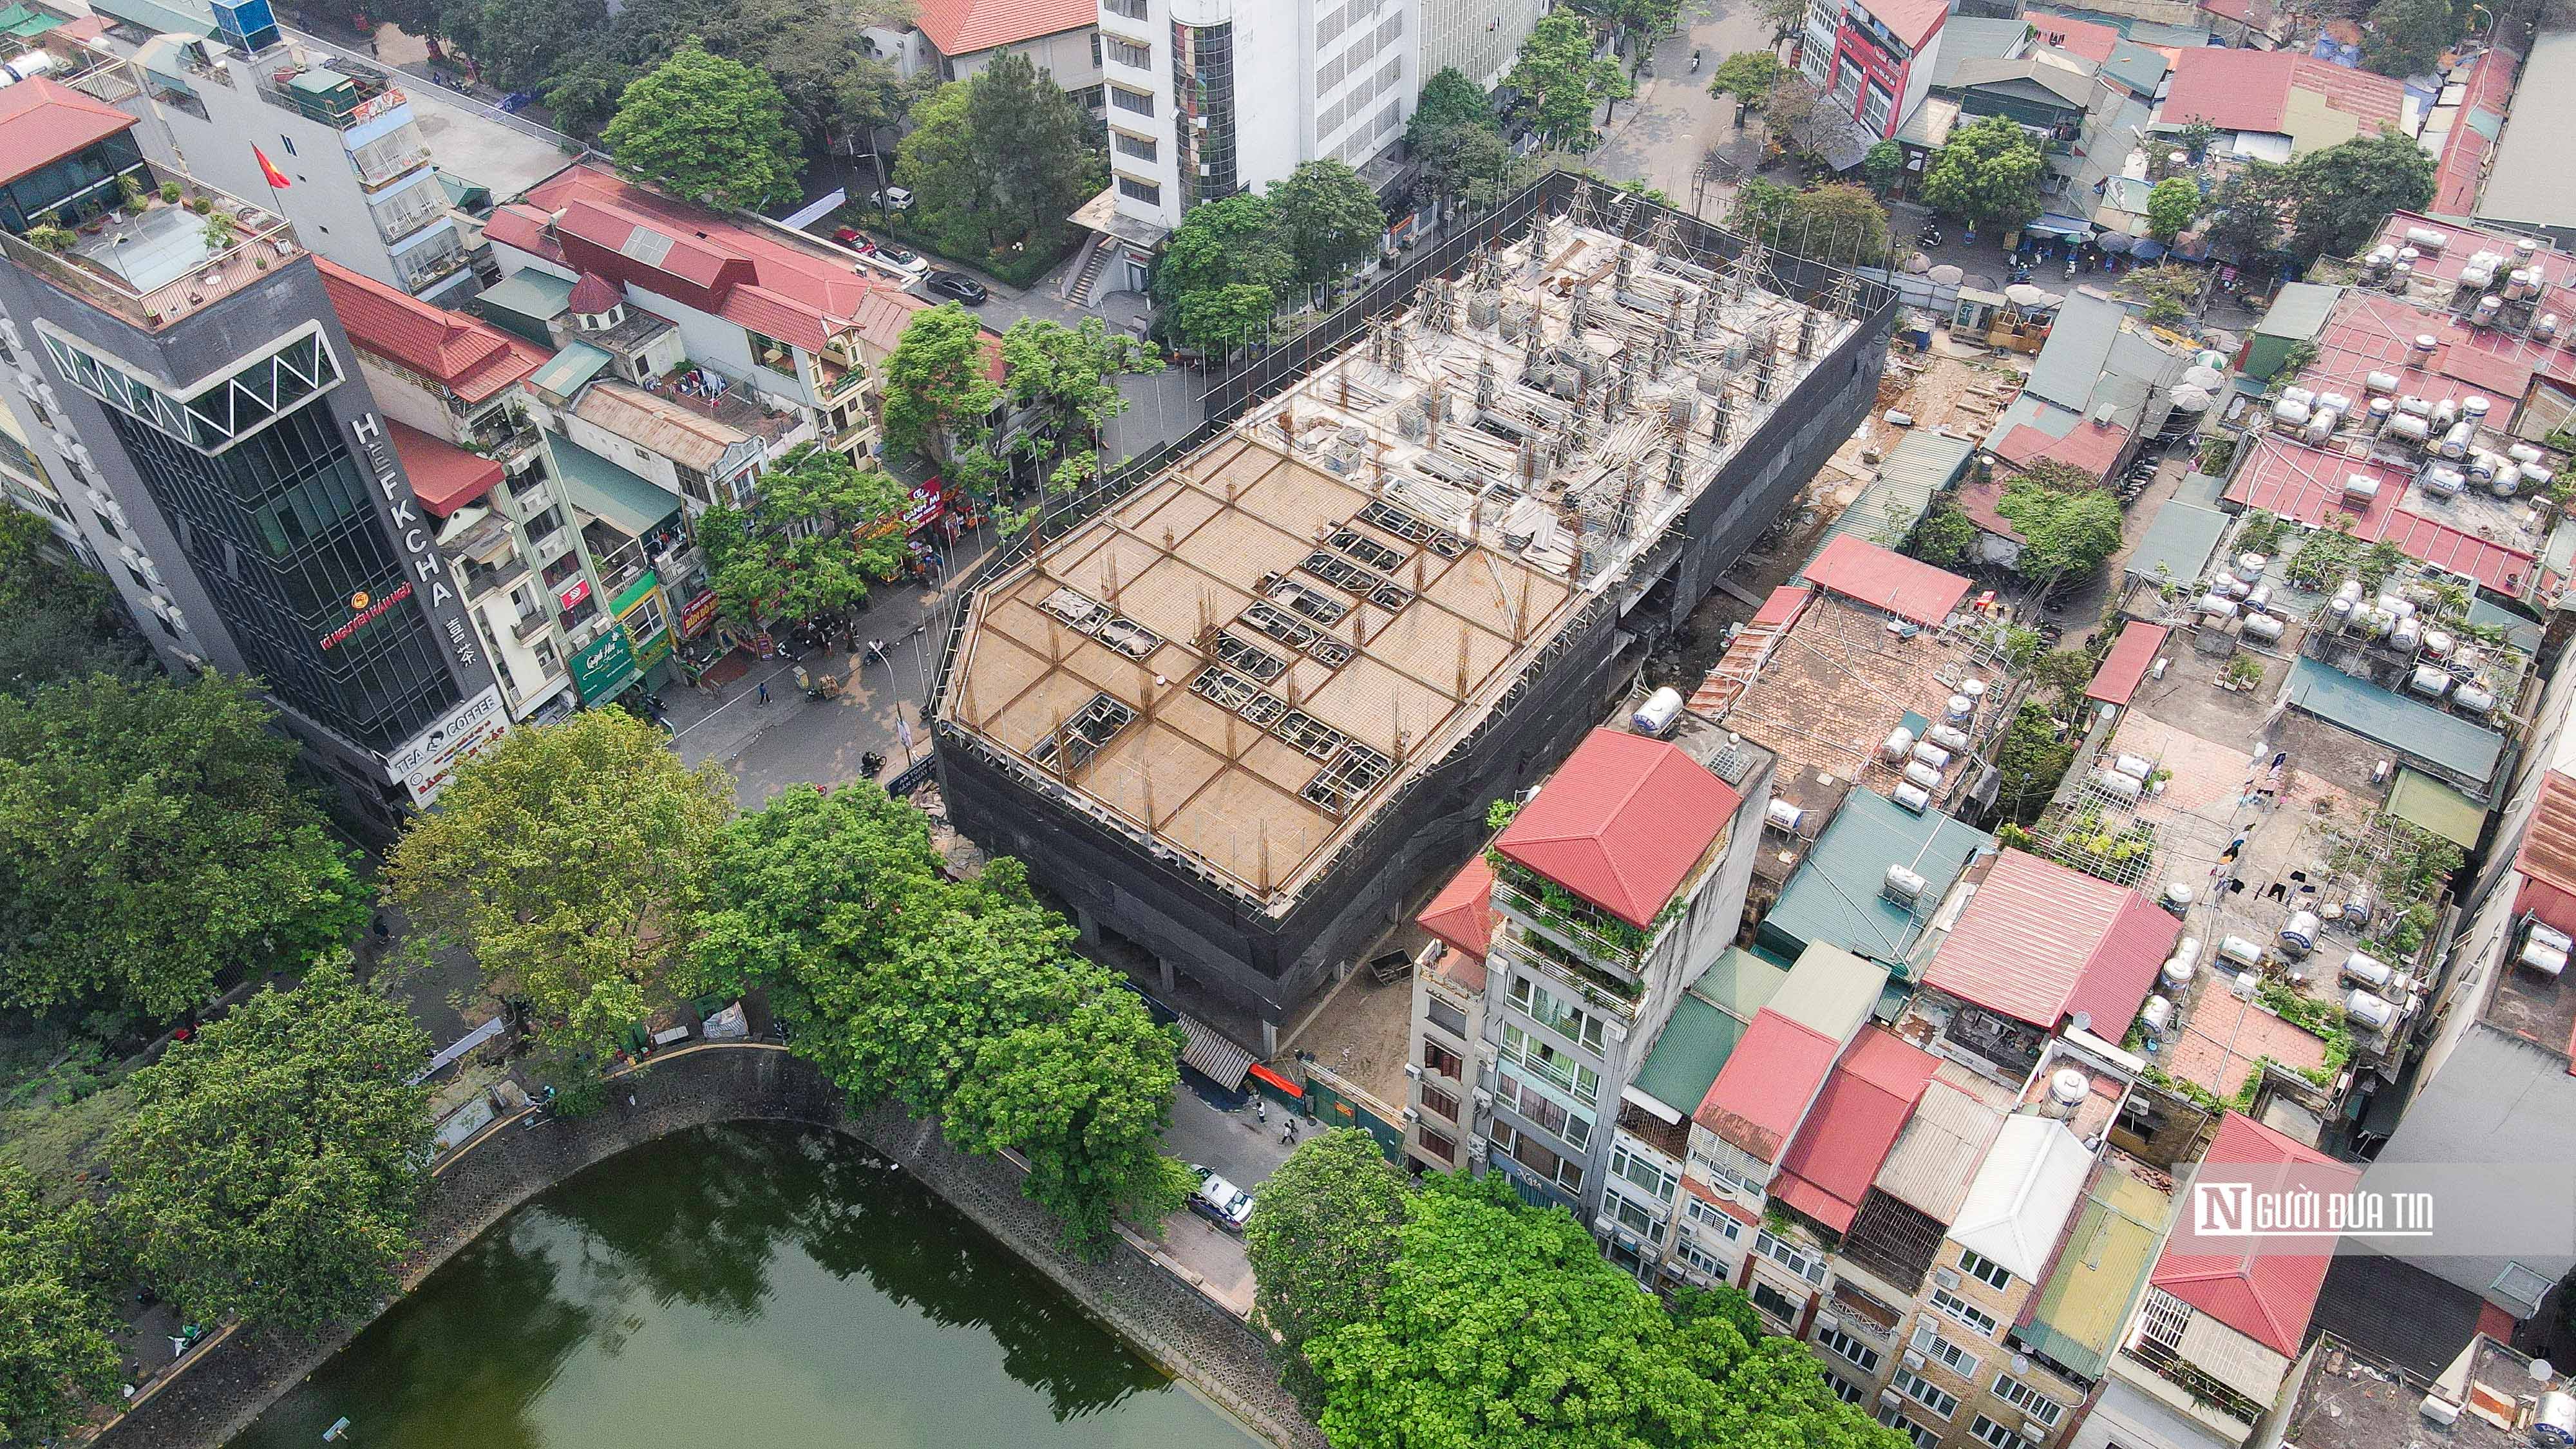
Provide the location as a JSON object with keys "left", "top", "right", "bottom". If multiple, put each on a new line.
{"left": 438, "top": 0, "right": 605, "bottom": 94}
{"left": 1862, "top": 138, "right": 1904, "bottom": 193}
{"left": 698, "top": 444, "right": 909, "bottom": 627}
{"left": 0, "top": 508, "right": 142, "bottom": 693}
{"left": 0, "top": 674, "right": 364, "bottom": 1021}
{"left": 999, "top": 316, "right": 1162, "bottom": 471}
{"left": 2202, "top": 158, "right": 2294, "bottom": 258}
{"left": 881, "top": 302, "right": 1003, "bottom": 465}
{"left": 1153, "top": 194, "right": 1296, "bottom": 355}
{"left": 602, "top": 41, "right": 803, "bottom": 211}
{"left": 1994, "top": 699, "right": 2076, "bottom": 823}
{"left": 961, "top": 52, "right": 1101, "bottom": 254}
{"left": 2146, "top": 175, "right": 2201, "bottom": 242}
{"left": 2363, "top": 0, "right": 2459, "bottom": 77}
{"left": 1732, "top": 180, "right": 1889, "bottom": 267}
{"left": 384, "top": 711, "right": 733, "bottom": 1055}
{"left": 1417, "top": 122, "right": 1530, "bottom": 218}
{"left": 1268, "top": 161, "right": 1387, "bottom": 287}
{"left": 1708, "top": 50, "right": 1783, "bottom": 105}
{"left": 696, "top": 0, "right": 918, "bottom": 153}
{"left": 1999, "top": 461, "right": 2125, "bottom": 587}
{"left": 1407, "top": 66, "right": 1497, "bottom": 148}
{"left": 105, "top": 960, "right": 431, "bottom": 1336}
{"left": 1245, "top": 1130, "right": 1409, "bottom": 1408}
{"left": 2121, "top": 260, "right": 2204, "bottom": 325}
{"left": 0, "top": 1168, "right": 119, "bottom": 1444}
{"left": 1507, "top": 11, "right": 1631, "bottom": 151}
{"left": 1906, "top": 501, "right": 1978, "bottom": 568}
{"left": 1919, "top": 115, "right": 2045, "bottom": 232}
{"left": 2287, "top": 131, "right": 2435, "bottom": 261}
{"left": 1168, "top": 283, "right": 1280, "bottom": 357}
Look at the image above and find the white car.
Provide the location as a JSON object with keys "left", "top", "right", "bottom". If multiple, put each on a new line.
{"left": 1191, "top": 1171, "right": 1255, "bottom": 1233}
{"left": 869, "top": 186, "right": 914, "bottom": 211}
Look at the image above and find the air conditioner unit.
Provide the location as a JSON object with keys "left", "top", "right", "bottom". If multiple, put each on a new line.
{"left": 116, "top": 544, "right": 142, "bottom": 569}
{"left": 1603, "top": 1018, "right": 1628, "bottom": 1044}
{"left": 1879, "top": 1389, "right": 1903, "bottom": 1410}
{"left": 1475, "top": 1040, "right": 1499, "bottom": 1065}
{"left": 70, "top": 444, "right": 95, "bottom": 473}
{"left": 0, "top": 319, "right": 23, "bottom": 350}
{"left": 1399, "top": 1106, "right": 1419, "bottom": 1124}
{"left": 1471, "top": 1087, "right": 1493, "bottom": 1108}
{"left": 2022, "top": 1419, "right": 2047, "bottom": 1440}
{"left": 83, "top": 488, "right": 109, "bottom": 512}
{"left": 1593, "top": 1215, "right": 1618, "bottom": 1235}
{"left": 15, "top": 374, "right": 35, "bottom": 400}
{"left": 1901, "top": 1350, "right": 1926, "bottom": 1372}
{"left": 1466, "top": 1137, "right": 1490, "bottom": 1162}
{"left": 1814, "top": 1312, "right": 1841, "bottom": 1336}
{"left": 1932, "top": 1267, "right": 1960, "bottom": 1291}
{"left": 36, "top": 384, "right": 59, "bottom": 412}
{"left": 1403, "top": 1062, "right": 1422, "bottom": 1079}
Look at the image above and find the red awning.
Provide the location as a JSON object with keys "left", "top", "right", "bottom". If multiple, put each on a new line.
{"left": 2086, "top": 621, "right": 2170, "bottom": 707}
{"left": 388, "top": 420, "right": 504, "bottom": 518}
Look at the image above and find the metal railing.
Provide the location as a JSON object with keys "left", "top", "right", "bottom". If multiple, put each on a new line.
{"left": 281, "top": 28, "right": 587, "bottom": 153}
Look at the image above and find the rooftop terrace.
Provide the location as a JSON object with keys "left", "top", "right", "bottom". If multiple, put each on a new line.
{"left": 3, "top": 159, "right": 296, "bottom": 331}
{"left": 2292, "top": 1333, "right": 2568, "bottom": 1449}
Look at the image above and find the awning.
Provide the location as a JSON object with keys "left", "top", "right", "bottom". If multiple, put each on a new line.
{"left": 388, "top": 419, "right": 502, "bottom": 518}
{"left": 552, "top": 437, "right": 681, "bottom": 540}
{"left": 528, "top": 341, "right": 612, "bottom": 401}
{"left": 2387, "top": 767, "right": 2488, "bottom": 849}
{"left": 2026, "top": 212, "right": 2098, "bottom": 240}
{"left": 1175, "top": 1011, "right": 1255, "bottom": 1092}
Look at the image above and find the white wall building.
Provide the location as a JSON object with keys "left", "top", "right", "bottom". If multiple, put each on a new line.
{"left": 1416, "top": 0, "right": 1545, "bottom": 90}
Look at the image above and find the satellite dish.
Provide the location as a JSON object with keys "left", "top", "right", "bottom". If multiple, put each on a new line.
{"left": 2532, "top": 1358, "right": 2556, "bottom": 1383}
{"left": 2012, "top": 1353, "right": 2031, "bottom": 1375}
{"left": 2069, "top": 1010, "right": 2094, "bottom": 1036}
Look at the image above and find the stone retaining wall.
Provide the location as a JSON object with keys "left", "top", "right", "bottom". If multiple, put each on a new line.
{"left": 91, "top": 1045, "right": 1321, "bottom": 1449}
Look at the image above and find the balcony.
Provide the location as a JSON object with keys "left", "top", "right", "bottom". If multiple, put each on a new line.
{"left": 462, "top": 408, "right": 541, "bottom": 459}
{"left": 251, "top": 59, "right": 409, "bottom": 131}
{"left": 511, "top": 609, "right": 551, "bottom": 643}
{"left": 1502, "top": 921, "right": 1644, "bottom": 1021}
{"left": 3, "top": 166, "right": 297, "bottom": 332}
{"left": 1492, "top": 867, "right": 1655, "bottom": 965}
{"left": 2122, "top": 1339, "right": 2267, "bottom": 1428}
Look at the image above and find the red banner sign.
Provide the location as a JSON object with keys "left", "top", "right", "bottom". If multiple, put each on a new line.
{"left": 319, "top": 581, "right": 413, "bottom": 650}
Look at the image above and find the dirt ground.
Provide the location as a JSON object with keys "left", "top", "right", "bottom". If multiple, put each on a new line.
{"left": 1280, "top": 925, "right": 1424, "bottom": 1107}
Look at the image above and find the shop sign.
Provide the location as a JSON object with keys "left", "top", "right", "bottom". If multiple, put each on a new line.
{"left": 632, "top": 624, "right": 674, "bottom": 672}
{"left": 384, "top": 685, "right": 507, "bottom": 807}
{"left": 321, "top": 581, "right": 413, "bottom": 650}
{"left": 557, "top": 577, "right": 591, "bottom": 612}
{"left": 679, "top": 589, "right": 721, "bottom": 638}
{"left": 610, "top": 569, "right": 661, "bottom": 618}
{"left": 350, "top": 411, "right": 480, "bottom": 670}
{"left": 571, "top": 625, "right": 639, "bottom": 703}
{"left": 904, "top": 479, "right": 947, "bottom": 532}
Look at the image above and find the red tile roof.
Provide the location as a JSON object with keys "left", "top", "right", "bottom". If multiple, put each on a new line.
{"left": 1995, "top": 417, "right": 2130, "bottom": 476}
{"left": 568, "top": 270, "right": 621, "bottom": 314}
{"left": 387, "top": 419, "right": 503, "bottom": 517}
{"left": 1769, "top": 1030, "right": 1942, "bottom": 1232}
{"left": 2152, "top": 1112, "right": 2360, "bottom": 1356}
{"left": 2511, "top": 772, "right": 2576, "bottom": 938}
{"left": 1799, "top": 534, "right": 1972, "bottom": 627}
{"left": 316, "top": 258, "right": 546, "bottom": 404}
{"left": 1860, "top": 0, "right": 1949, "bottom": 50}
{"left": 1955, "top": 475, "right": 2026, "bottom": 544}
{"left": 2028, "top": 12, "right": 2121, "bottom": 64}
{"left": 0, "top": 77, "right": 139, "bottom": 186}
{"left": 2086, "top": 621, "right": 2170, "bottom": 707}
{"left": 1417, "top": 855, "right": 1497, "bottom": 963}
{"left": 2161, "top": 50, "right": 2403, "bottom": 138}
{"left": 2432, "top": 47, "right": 2519, "bottom": 218}
{"left": 1922, "top": 849, "right": 2181, "bottom": 1032}
{"left": 913, "top": 0, "right": 1095, "bottom": 54}
{"left": 2224, "top": 436, "right": 2537, "bottom": 595}
{"left": 1694, "top": 1008, "right": 1843, "bottom": 1162}
{"left": 1494, "top": 729, "right": 1743, "bottom": 929}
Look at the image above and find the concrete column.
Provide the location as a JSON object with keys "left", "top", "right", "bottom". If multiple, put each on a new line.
{"left": 1261, "top": 1018, "right": 1278, "bottom": 1057}
{"left": 1074, "top": 908, "right": 1101, "bottom": 946}
{"left": 1157, "top": 956, "right": 1176, "bottom": 994}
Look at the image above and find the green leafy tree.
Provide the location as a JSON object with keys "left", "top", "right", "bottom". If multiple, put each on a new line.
{"left": 1407, "top": 66, "right": 1496, "bottom": 147}
{"left": 1920, "top": 115, "right": 2045, "bottom": 232}
{"left": 1999, "top": 461, "right": 2125, "bottom": 586}
{"left": 1732, "top": 180, "right": 1889, "bottom": 266}
{"left": 1409, "top": 71, "right": 1524, "bottom": 218}
{"left": 2287, "top": 131, "right": 2435, "bottom": 261}
{"left": 0, "top": 673, "right": 365, "bottom": 1021}
{"left": 1709, "top": 50, "right": 1783, "bottom": 105}
{"left": 0, "top": 508, "right": 142, "bottom": 692}
{"left": 602, "top": 41, "right": 804, "bottom": 211}
{"left": 2202, "top": 158, "right": 2294, "bottom": 258}
{"left": 1268, "top": 160, "right": 1387, "bottom": 287}
{"left": 1153, "top": 194, "right": 1296, "bottom": 355}
{"left": 1168, "top": 282, "right": 1280, "bottom": 357}
{"left": 698, "top": 444, "right": 909, "bottom": 627}
{"left": 1244, "top": 1130, "right": 1409, "bottom": 1408}
{"left": 438, "top": 0, "right": 605, "bottom": 93}
{"left": 2362, "top": 0, "right": 2459, "bottom": 77}
{"left": 1862, "top": 138, "right": 1904, "bottom": 193}
{"left": 105, "top": 960, "right": 431, "bottom": 1336}
{"left": 893, "top": 82, "right": 989, "bottom": 248}
{"left": 1994, "top": 699, "right": 2076, "bottom": 823}
{"left": 697, "top": 0, "right": 919, "bottom": 152}
{"left": 1507, "top": 11, "right": 1631, "bottom": 151}
{"left": 384, "top": 711, "right": 734, "bottom": 1055}
{"left": 0, "top": 1166, "right": 120, "bottom": 1444}
{"left": 999, "top": 316, "right": 1162, "bottom": 471}
{"left": 2146, "top": 175, "right": 2201, "bottom": 242}
{"left": 961, "top": 52, "right": 1103, "bottom": 254}
{"left": 881, "top": 302, "right": 1003, "bottom": 465}
{"left": 1906, "top": 500, "right": 1979, "bottom": 568}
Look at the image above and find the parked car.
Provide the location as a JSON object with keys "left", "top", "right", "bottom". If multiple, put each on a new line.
{"left": 868, "top": 186, "right": 914, "bottom": 211}
{"left": 1189, "top": 1170, "right": 1255, "bottom": 1233}
{"left": 831, "top": 225, "right": 872, "bottom": 249}
{"left": 924, "top": 270, "right": 988, "bottom": 304}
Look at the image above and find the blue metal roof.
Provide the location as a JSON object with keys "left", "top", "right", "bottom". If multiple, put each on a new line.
{"left": 1766, "top": 788, "right": 1996, "bottom": 971}
{"left": 2284, "top": 657, "right": 2506, "bottom": 791}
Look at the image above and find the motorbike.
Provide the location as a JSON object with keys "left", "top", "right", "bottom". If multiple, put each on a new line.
{"left": 1917, "top": 225, "right": 1943, "bottom": 249}
{"left": 862, "top": 639, "right": 890, "bottom": 667}
{"left": 1689, "top": 48, "right": 1702, "bottom": 72}
{"left": 860, "top": 750, "right": 887, "bottom": 778}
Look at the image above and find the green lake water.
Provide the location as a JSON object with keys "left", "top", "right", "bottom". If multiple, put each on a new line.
{"left": 229, "top": 1122, "right": 1257, "bottom": 1449}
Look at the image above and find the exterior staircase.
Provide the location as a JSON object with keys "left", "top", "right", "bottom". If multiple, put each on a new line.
{"left": 1065, "top": 235, "right": 1114, "bottom": 307}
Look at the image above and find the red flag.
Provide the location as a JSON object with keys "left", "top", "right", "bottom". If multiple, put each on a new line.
{"left": 252, "top": 146, "right": 292, "bottom": 191}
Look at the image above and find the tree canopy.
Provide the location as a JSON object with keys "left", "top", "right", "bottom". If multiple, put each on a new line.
{"left": 2146, "top": 175, "right": 2201, "bottom": 242}
{"left": 1999, "top": 461, "right": 2125, "bottom": 585}
{"left": 2362, "top": 0, "right": 2460, "bottom": 78}
{"left": 1152, "top": 194, "right": 1297, "bottom": 356}
{"left": 1244, "top": 1129, "right": 1409, "bottom": 1408}
{"left": 1268, "top": 161, "right": 1387, "bottom": 287}
{"left": 1507, "top": 11, "right": 1631, "bottom": 151}
{"left": 1733, "top": 180, "right": 1889, "bottom": 267}
{"left": 106, "top": 960, "right": 432, "bottom": 1336}
{"left": 694, "top": 786, "right": 1188, "bottom": 1249}
{"left": 0, "top": 501, "right": 142, "bottom": 694}
{"left": 1409, "top": 69, "right": 1526, "bottom": 218}
{"left": 699, "top": 444, "right": 909, "bottom": 628}
{"left": 2287, "top": 131, "right": 2434, "bottom": 261}
{"left": 1408, "top": 67, "right": 1497, "bottom": 147}
{"left": 896, "top": 55, "right": 1104, "bottom": 263}
{"left": 881, "top": 303, "right": 1003, "bottom": 465}
{"left": 0, "top": 672, "right": 365, "bottom": 1023}
{"left": 1709, "top": 50, "right": 1783, "bottom": 105}
{"left": 1920, "top": 115, "right": 2045, "bottom": 231}
{"left": 0, "top": 1166, "right": 119, "bottom": 1444}
{"left": 601, "top": 41, "right": 804, "bottom": 211}
{"left": 384, "top": 710, "right": 734, "bottom": 1056}
{"left": 999, "top": 316, "right": 1161, "bottom": 471}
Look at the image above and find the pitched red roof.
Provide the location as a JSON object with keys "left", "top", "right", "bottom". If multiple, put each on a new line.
{"left": 2086, "top": 621, "right": 2170, "bottom": 707}
{"left": 316, "top": 258, "right": 547, "bottom": 404}
{"left": 2161, "top": 50, "right": 2403, "bottom": 138}
{"left": 568, "top": 270, "right": 621, "bottom": 314}
{"left": 2029, "top": 12, "right": 2121, "bottom": 64}
{"left": 1417, "top": 855, "right": 1497, "bottom": 963}
{"left": 1799, "top": 534, "right": 1971, "bottom": 627}
{"left": 386, "top": 419, "right": 503, "bottom": 517}
{"left": 1694, "top": 1009, "right": 1842, "bottom": 1162}
{"left": 1996, "top": 417, "right": 2130, "bottom": 476}
{"left": 0, "top": 77, "right": 137, "bottom": 186}
{"left": 2432, "top": 50, "right": 2522, "bottom": 218}
{"left": 2225, "top": 436, "right": 2536, "bottom": 596}
{"left": 1769, "top": 1030, "right": 1942, "bottom": 1232}
{"left": 1922, "top": 849, "right": 2181, "bottom": 1032}
{"left": 1955, "top": 476, "right": 2024, "bottom": 544}
{"left": 1494, "top": 729, "right": 1743, "bottom": 929}
{"left": 2153, "top": 1112, "right": 2360, "bottom": 1356}
{"left": 913, "top": 0, "right": 1095, "bottom": 54}
{"left": 1859, "top": 0, "right": 1948, "bottom": 50}
{"left": 2512, "top": 772, "right": 2576, "bottom": 940}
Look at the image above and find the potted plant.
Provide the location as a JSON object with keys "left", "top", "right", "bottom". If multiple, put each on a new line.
{"left": 24, "top": 223, "right": 74, "bottom": 252}
{"left": 158, "top": 180, "right": 181, "bottom": 204}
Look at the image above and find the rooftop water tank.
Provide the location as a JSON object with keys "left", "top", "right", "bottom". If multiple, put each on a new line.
{"left": 2050, "top": 1068, "right": 2090, "bottom": 1106}
{"left": 1944, "top": 694, "right": 1975, "bottom": 724}
{"left": 2114, "top": 753, "right": 2155, "bottom": 781}
{"left": 2278, "top": 909, "right": 2321, "bottom": 956}
{"left": 2365, "top": 369, "right": 2401, "bottom": 395}
{"left": 1903, "top": 759, "right": 1943, "bottom": 790}
{"left": 1765, "top": 797, "right": 1805, "bottom": 833}
{"left": 2420, "top": 459, "right": 2461, "bottom": 493}
{"left": 1632, "top": 686, "right": 1685, "bottom": 737}
{"left": 2092, "top": 770, "right": 2145, "bottom": 803}
{"left": 2345, "top": 989, "right": 2398, "bottom": 1030}
{"left": 2341, "top": 952, "right": 2394, "bottom": 990}
{"left": 1911, "top": 741, "right": 1952, "bottom": 770}
{"left": 2197, "top": 592, "right": 2239, "bottom": 620}
{"left": 2164, "top": 882, "right": 2196, "bottom": 914}
{"left": 2343, "top": 474, "right": 2383, "bottom": 506}
{"left": 2405, "top": 226, "right": 2449, "bottom": 251}
{"left": 1884, "top": 864, "right": 1928, "bottom": 904}
{"left": 2244, "top": 612, "right": 2286, "bottom": 644}
{"left": 1926, "top": 723, "right": 1971, "bottom": 753}
{"left": 1891, "top": 782, "right": 1932, "bottom": 814}
{"left": 1881, "top": 726, "right": 1917, "bottom": 763}
{"left": 2454, "top": 682, "right": 2498, "bottom": 714}
{"left": 2386, "top": 414, "right": 2432, "bottom": 445}
{"left": 2407, "top": 663, "right": 2453, "bottom": 697}
{"left": 2219, "top": 935, "right": 2264, "bottom": 968}
{"left": 2141, "top": 996, "right": 2175, "bottom": 1035}
{"left": 2162, "top": 954, "right": 2195, "bottom": 989}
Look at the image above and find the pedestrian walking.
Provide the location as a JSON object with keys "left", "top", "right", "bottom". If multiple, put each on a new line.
{"left": 1256, "top": 1098, "right": 1268, "bottom": 1124}
{"left": 757, "top": 681, "right": 770, "bottom": 706}
{"left": 1280, "top": 1120, "right": 1295, "bottom": 1145}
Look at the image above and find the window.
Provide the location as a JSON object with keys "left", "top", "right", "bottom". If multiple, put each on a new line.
{"left": 92, "top": 509, "right": 118, "bottom": 538}
{"left": 1961, "top": 1249, "right": 2012, "bottom": 1291}
{"left": 1104, "top": 0, "right": 1146, "bottom": 17}
{"left": 1497, "top": 1065, "right": 1592, "bottom": 1150}
{"left": 1114, "top": 131, "right": 1158, "bottom": 162}
{"left": 1493, "top": 1122, "right": 1584, "bottom": 1194}
{"left": 1419, "top": 1084, "right": 1461, "bottom": 1122}
{"left": 1830, "top": 62, "right": 1862, "bottom": 107}
{"left": 1824, "top": 1374, "right": 1864, "bottom": 1405}
{"left": 1931, "top": 1287, "right": 2000, "bottom": 1338}
{"left": 1750, "top": 1279, "right": 1802, "bottom": 1324}
{"left": 1110, "top": 84, "right": 1153, "bottom": 115}
{"left": 1419, "top": 1037, "right": 1463, "bottom": 1079}
{"left": 1417, "top": 1125, "right": 1456, "bottom": 1159}
{"left": 279, "top": 133, "right": 297, "bottom": 156}
{"left": 1116, "top": 176, "right": 1162, "bottom": 205}
{"left": 2137, "top": 1289, "right": 2192, "bottom": 1353}
{"left": 1608, "top": 1192, "right": 1660, "bottom": 1238}
{"left": 1426, "top": 996, "right": 1467, "bottom": 1038}
{"left": 1891, "top": 1368, "right": 1958, "bottom": 1419}
{"left": 1685, "top": 1195, "right": 1744, "bottom": 1242}
{"left": 1970, "top": 1416, "right": 2036, "bottom": 1449}
{"left": 1876, "top": 1406, "right": 1940, "bottom": 1449}
{"left": 1910, "top": 1321, "right": 1981, "bottom": 1378}
{"left": 1510, "top": 974, "right": 1608, "bottom": 1054}
{"left": 1861, "top": 80, "right": 1893, "bottom": 133}
{"left": 1675, "top": 1240, "right": 1725, "bottom": 1276}
{"left": 1501, "top": 1023, "right": 1600, "bottom": 1104}
{"left": 524, "top": 506, "right": 564, "bottom": 547}
{"left": 1801, "top": 43, "right": 1831, "bottom": 85}
{"left": 1610, "top": 1145, "right": 1678, "bottom": 1202}
{"left": 1104, "top": 35, "right": 1151, "bottom": 67}
{"left": 1755, "top": 1231, "right": 1828, "bottom": 1287}
{"left": 1991, "top": 1373, "right": 2065, "bottom": 1428}
{"left": 1817, "top": 1324, "right": 1881, "bottom": 1375}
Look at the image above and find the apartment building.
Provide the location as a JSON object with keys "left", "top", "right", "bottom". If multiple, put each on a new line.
{"left": 1799, "top": 0, "right": 1949, "bottom": 140}
{"left": 1405, "top": 853, "right": 1493, "bottom": 1174}
{"left": 1416, "top": 0, "right": 1546, "bottom": 89}
{"left": 0, "top": 71, "right": 505, "bottom": 825}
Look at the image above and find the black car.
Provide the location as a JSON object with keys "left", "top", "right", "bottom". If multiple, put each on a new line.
{"left": 924, "top": 270, "right": 988, "bottom": 304}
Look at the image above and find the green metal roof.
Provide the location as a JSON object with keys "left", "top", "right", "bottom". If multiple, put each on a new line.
{"left": 2284, "top": 657, "right": 2506, "bottom": 791}
{"left": 2255, "top": 282, "right": 2340, "bottom": 342}
{"left": 1629, "top": 951, "right": 1788, "bottom": 1115}
{"left": 2174, "top": 469, "right": 2230, "bottom": 508}
{"left": 1806, "top": 431, "right": 1975, "bottom": 567}
{"left": 2016, "top": 1166, "right": 2170, "bottom": 1381}
{"left": 2123, "top": 497, "right": 2229, "bottom": 585}
{"left": 1766, "top": 788, "right": 1994, "bottom": 971}
{"left": 2387, "top": 767, "right": 2488, "bottom": 849}
{"left": 551, "top": 437, "right": 679, "bottom": 538}
{"left": 87, "top": 0, "right": 213, "bottom": 37}
{"left": 528, "top": 341, "right": 612, "bottom": 399}
{"left": 476, "top": 269, "right": 576, "bottom": 325}
{"left": 0, "top": 4, "right": 64, "bottom": 36}
{"left": 2465, "top": 596, "right": 2543, "bottom": 656}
